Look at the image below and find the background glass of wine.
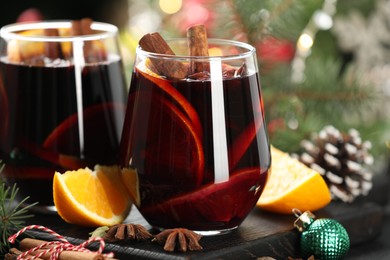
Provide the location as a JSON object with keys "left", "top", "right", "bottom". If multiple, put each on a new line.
{"left": 0, "top": 20, "right": 128, "bottom": 212}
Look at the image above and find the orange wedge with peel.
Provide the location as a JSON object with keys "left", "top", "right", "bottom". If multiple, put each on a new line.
{"left": 53, "top": 165, "right": 132, "bottom": 227}
{"left": 257, "top": 146, "right": 331, "bottom": 214}
{"left": 121, "top": 167, "right": 141, "bottom": 207}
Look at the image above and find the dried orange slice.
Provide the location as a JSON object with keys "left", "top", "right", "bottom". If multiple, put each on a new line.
{"left": 257, "top": 146, "right": 331, "bottom": 214}
{"left": 53, "top": 165, "right": 132, "bottom": 227}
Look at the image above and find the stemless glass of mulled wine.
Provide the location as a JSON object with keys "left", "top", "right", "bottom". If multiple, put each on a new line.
{"left": 0, "top": 20, "right": 127, "bottom": 212}
{"left": 120, "top": 37, "right": 271, "bottom": 235}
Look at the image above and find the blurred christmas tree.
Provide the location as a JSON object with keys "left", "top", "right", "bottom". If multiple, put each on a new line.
{"left": 126, "top": 0, "right": 390, "bottom": 171}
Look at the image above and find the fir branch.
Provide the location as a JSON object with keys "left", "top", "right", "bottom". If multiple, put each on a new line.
{"left": 205, "top": 0, "right": 250, "bottom": 42}
{"left": 227, "top": 0, "right": 323, "bottom": 43}
{"left": 264, "top": 57, "right": 376, "bottom": 121}
{"left": 264, "top": 57, "right": 381, "bottom": 155}
{"left": 207, "top": 0, "right": 308, "bottom": 44}
{"left": 0, "top": 161, "right": 38, "bottom": 256}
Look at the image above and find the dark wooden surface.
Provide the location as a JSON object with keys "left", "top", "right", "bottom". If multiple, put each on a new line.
{"left": 23, "top": 173, "right": 389, "bottom": 259}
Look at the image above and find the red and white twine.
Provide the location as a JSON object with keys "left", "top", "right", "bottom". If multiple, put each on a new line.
{"left": 8, "top": 225, "right": 115, "bottom": 260}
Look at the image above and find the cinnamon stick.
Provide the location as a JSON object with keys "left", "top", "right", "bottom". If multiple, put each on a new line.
{"left": 44, "top": 28, "right": 64, "bottom": 60}
{"left": 80, "top": 18, "right": 94, "bottom": 62}
{"left": 187, "top": 24, "right": 209, "bottom": 74}
{"left": 19, "top": 238, "right": 116, "bottom": 260}
{"left": 5, "top": 248, "right": 45, "bottom": 260}
{"left": 71, "top": 18, "right": 94, "bottom": 36}
{"left": 71, "top": 18, "right": 107, "bottom": 62}
{"left": 71, "top": 19, "right": 82, "bottom": 35}
{"left": 139, "top": 32, "right": 188, "bottom": 79}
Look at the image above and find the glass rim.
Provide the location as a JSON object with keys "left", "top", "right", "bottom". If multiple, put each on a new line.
{"left": 0, "top": 20, "right": 118, "bottom": 42}
{"left": 136, "top": 38, "right": 256, "bottom": 61}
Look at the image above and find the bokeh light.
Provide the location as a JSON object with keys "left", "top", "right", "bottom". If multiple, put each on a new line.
{"left": 297, "top": 33, "right": 313, "bottom": 51}
{"left": 159, "top": 0, "right": 182, "bottom": 14}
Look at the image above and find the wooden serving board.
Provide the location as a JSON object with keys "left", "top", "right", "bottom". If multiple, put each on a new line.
{"left": 23, "top": 174, "right": 388, "bottom": 259}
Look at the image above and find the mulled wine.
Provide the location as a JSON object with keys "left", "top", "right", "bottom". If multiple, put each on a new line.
{"left": 120, "top": 38, "right": 271, "bottom": 233}
{"left": 0, "top": 21, "right": 127, "bottom": 208}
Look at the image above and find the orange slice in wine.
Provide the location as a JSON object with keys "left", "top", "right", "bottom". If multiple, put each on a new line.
{"left": 124, "top": 91, "right": 204, "bottom": 187}
{"left": 18, "top": 138, "right": 86, "bottom": 170}
{"left": 229, "top": 111, "right": 268, "bottom": 171}
{"left": 137, "top": 60, "right": 203, "bottom": 139}
{"left": 141, "top": 167, "right": 265, "bottom": 227}
{"left": 7, "top": 29, "right": 46, "bottom": 62}
{"left": 43, "top": 102, "right": 125, "bottom": 168}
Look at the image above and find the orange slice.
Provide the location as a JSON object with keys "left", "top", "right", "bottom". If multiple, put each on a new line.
{"left": 53, "top": 165, "right": 132, "bottom": 227}
{"left": 137, "top": 60, "right": 203, "bottom": 139}
{"left": 229, "top": 120, "right": 262, "bottom": 170}
{"left": 257, "top": 146, "right": 331, "bottom": 214}
{"left": 43, "top": 102, "right": 126, "bottom": 168}
{"left": 121, "top": 167, "right": 141, "bottom": 207}
{"left": 141, "top": 167, "right": 264, "bottom": 228}
{"left": 7, "top": 29, "right": 46, "bottom": 63}
{"left": 123, "top": 92, "right": 204, "bottom": 186}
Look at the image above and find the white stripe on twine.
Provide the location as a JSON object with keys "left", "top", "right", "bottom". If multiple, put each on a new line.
{"left": 8, "top": 225, "right": 114, "bottom": 259}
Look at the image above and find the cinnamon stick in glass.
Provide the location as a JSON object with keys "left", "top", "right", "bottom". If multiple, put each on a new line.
{"left": 71, "top": 18, "right": 107, "bottom": 62}
{"left": 138, "top": 32, "right": 188, "bottom": 79}
{"left": 44, "top": 28, "right": 64, "bottom": 60}
{"left": 187, "top": 24, "right": 209, "bottom": 74}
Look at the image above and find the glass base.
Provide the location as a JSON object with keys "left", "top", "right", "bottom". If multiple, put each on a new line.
{"left": 194, "top": 226, "right": 239, "bottom": 236}
{"left": 154, "top": 225, "right": 238, "bottom": 236}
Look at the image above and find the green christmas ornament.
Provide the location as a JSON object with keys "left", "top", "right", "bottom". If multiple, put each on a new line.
{"left": 293, "top": 209, "right": 350, "bottom": 260}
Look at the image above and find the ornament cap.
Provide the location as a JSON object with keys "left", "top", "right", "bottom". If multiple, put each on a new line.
{"left": 293, "top": 208, "right": 315, "bottom": 232}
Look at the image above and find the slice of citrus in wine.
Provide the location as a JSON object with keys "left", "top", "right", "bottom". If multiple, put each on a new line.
{"left": 141, "top": 167, "right": 265, "bottom": 227}
{"left": 53, "top": 165, "right": 132, "bottom": 227}
{"left": 229, "top": 115, "right": 269, "bottom": 171}
{"left": 257, "top": 146, "right": 331, "bottom": 214}
{"left": 136, "top": 60, "right": 203, "bottom": 140}
{"left": 43, "top": 102, "right": 125, "bottom": 168}
{"left": 7, "top": 29, "right": 46, "bottom": 62}
{"left": 123, "top": 91, "right": 204, "bottom": 187}
{"left": 19, "top": 138, "right": 86, "bottom": 170}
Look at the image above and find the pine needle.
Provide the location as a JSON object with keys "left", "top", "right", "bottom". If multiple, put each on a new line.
{"left": 0, "top": 161, "right": 38, "bottom": 256}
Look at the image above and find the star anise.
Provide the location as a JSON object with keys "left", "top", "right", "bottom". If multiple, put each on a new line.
{"left": 103, "top": 223, "right": 153, "bottom": 242}
{"left": 153, "top": 228, "right": 203, "bottom": 252}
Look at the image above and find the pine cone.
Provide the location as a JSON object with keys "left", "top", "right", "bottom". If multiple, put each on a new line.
{"left": 296, "top": 125, "right": 374, "bottom": 202}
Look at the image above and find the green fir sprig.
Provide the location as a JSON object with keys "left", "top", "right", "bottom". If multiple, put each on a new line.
{"left": 0, "top": 161, "right": 38, "bottom": 256}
